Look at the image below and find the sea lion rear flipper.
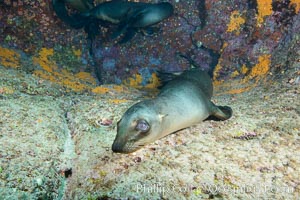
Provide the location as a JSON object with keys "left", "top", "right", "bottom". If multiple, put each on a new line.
{"left": 119, "top": 28, "right": 137, "bottom": 43}
{"left": 111, "top": 22, "right": 129, "bottom": 39}
{"left": 206, "top": 103, "right": 232, "bottom": 121}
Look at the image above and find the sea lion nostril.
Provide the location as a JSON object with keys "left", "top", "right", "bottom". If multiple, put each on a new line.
{"left": 111, "top": 142, "right": 122, "bottom": 153}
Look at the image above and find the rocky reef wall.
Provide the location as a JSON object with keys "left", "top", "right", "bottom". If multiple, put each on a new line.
{"left": 0, "top": 0, "right": 299, "bottom": 93}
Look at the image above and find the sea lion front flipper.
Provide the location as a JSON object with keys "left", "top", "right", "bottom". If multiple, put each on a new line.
{"left": 119, "top": 28, "right": 137, "bottom": 43}
{"left": 111, "top": 6, "right": 141, "bottom": 39}
{"left": 206, "top": 103, "right": 233, "bottom": 121}
{"left": 140, "top": 27, "right": 160, "bottom": 36}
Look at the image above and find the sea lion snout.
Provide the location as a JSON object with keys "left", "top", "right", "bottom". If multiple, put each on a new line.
{"left": 111, "top": 140, "right": 126, "bottom": 153}
{"left": 112, "top": 102, "right": 163, "bottom": 153}
{"left": 112, "top": 130, "right": 144, "bottom": 153}
{"left": 111, "top": 139, "right": 138, "bottom": 153}
{"left": 111, "top": 141, "right": 121, "bottom": 153}
{"left": 112, "top": 123, "right": 132, "bottom": 153}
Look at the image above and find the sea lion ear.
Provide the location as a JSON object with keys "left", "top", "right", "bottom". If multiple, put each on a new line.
{"left": 158, "top": 114, "right": 167, "bottom": 122}
{"left": 205, "top": 103, "right": 233, "bottom": 121}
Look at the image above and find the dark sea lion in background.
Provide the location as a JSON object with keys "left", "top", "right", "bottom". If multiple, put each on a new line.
{"left": 84, "top": 1, "right": 173, "bottom": 25}
{"left": 52, "top": 0, "right": 101, "bottom": 81}
{"left": 112, "top": 68, "right": 233, "bottom": 153}
{"left": 52, "top": 0, "right": 100, "bottom": 41}
{"left": 52, "top": 0, "right": 173, "bottom": 43}
{"left": 52, "top": 0, "right": 100, "bottom": 47}
{"left": 83, "top": 1, "right": 174, "bottom": 42}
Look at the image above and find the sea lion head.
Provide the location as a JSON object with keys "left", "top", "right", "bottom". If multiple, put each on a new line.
{"left": 112, "top": 100, "right": 164, "bottom": 153}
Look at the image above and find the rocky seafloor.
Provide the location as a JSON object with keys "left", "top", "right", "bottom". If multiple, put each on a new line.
{"left": 0, "top": 61, "right": 299, "bottom": 199}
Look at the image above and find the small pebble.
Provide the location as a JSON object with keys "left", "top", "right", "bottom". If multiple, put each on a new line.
{"left": 100, "top": 118, "right": 113, "bottom": 126}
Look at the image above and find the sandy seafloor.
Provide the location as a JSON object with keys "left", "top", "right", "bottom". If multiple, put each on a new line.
{"left": 0, "top": 64, "right": 299, "bottom": 200}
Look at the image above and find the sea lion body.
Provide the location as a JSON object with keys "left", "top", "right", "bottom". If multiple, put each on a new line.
{"left": 85, "top": 1, "right": 144, "bottom": 24}
{"left": 85, "top": 1, "right": 173, "bottom": 27}
{"left": 112, "top": 69, "right": 232, "bottom": 153}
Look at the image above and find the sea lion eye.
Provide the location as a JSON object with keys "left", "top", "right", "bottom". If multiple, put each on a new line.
{"left": 135, "top": 119, "right": 150, "bottom": 133}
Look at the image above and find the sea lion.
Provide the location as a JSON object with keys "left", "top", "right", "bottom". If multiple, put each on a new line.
{"left": 112, "top": 68, "right": 233, "bottom": 153}
{"left": 84, "top": 1, "right": 173, "bottom": 25}
{"left": 83, "top": 1, "right": 174, "bottom": 42}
